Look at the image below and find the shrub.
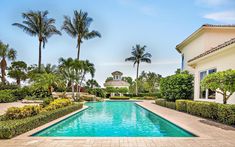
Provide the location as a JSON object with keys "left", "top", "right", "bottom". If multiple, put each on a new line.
{"left": 44, "top": 98, "right": 72, "bottom": 111}
{"left": 186, "top": 101, "right": 218, "bottom": 119}
{"left": 110, "top": 96, "right": 130, "bottom": 100}
{"left": 0, "top": 90, "right": 17, "bottom": 103}
{"left": 155, "top": 99, "right": 176, "bottom": 109}
{"left": 165, "top": 101, "right": 176, "bottom": 110}
{"left": 5, "top": 105, "right": 41, "bottom": 120}
{"left": 155, "top": 99, "right": 166, "bottom": 107}
{"left": 42, "top": 97, "right": 54, "bottom": 107}
{"left": 143, "top": 96, "right": 156, "bottom": 100}
{"left": 217, "top": 104, "right": 235, "bottom": 125}
{"left": 12, "top": 87, "right": 31, "bottom": 100}
{"left": 80, "top": 95, "right": 95, "bottom": 101}
{"left": 0, "top": 83, "right": 19, "bottom": 90}
{"left": 0, "top": 103, "right": 83, "bottom": 139}
{"left": 160, "top": 73, "right": 193, "bottom": 101}
{"left": 176, "top": 100, "right": 191, "bottom": 112}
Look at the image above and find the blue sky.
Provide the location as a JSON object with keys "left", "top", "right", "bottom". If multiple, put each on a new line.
{"left": 0, "top": 0, "right": 235, "bottom": 85}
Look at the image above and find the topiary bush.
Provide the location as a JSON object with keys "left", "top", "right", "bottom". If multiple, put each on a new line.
{"left": 0, "top": 90, "right": 17, "bottom": 103}
{"left": 160, "top": 73, "right": 193, "bottom": 102}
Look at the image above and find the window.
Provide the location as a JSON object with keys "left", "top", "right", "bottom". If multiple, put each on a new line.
{"left": 199, "top": 68, "right": 217, "bottom": 99}
{"left": 181, "top": 54, "right": 184, "bottom": 71}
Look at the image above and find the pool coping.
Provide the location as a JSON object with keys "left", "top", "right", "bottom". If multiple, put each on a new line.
{"left": 13, "top": 100, "right": 206, "bottom": 140}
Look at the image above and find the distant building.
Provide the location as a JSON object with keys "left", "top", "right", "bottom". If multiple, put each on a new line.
{"left": 104, "top": 71, "right": 130, "bottom": 96}
{"left": 176, "top": 24, "right": 235, "bottom": 104}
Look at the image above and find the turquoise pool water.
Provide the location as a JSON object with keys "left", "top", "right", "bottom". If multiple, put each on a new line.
{"left": 33, "top": 102, "right": 195, "bottom": 137}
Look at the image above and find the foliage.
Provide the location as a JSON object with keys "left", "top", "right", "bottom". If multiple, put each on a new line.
{"left": 217, "top": 104, "right": 235, "bottom": 125}
{"left": 175, "top": 100, "right": 235, "bottom": 125}
{"left": 105, "top": 77, "right": 113, "bottom": 82}
{"left": 0, "top": 90, "right": 16, "bottom": 103}
{"left": 42, "top": 97, "right": 54, "bottom": 107}
{"left": 5, "top": 105, "right": 41, "bottom": 120}
{"left": 62, "top": 10, "right": 101, "bottom": 59}
{"left": 201, "top": 69, "right": 235, "bottom": 104}
{"left": 86, "top": 79, "right": 100, "bottom": 89}
{"left": 186, "top": 101, "right": 218, "bottom": 119}
{"left": 155, "top": 99, "right": 176, "bottom": 110}
{"left": 110, "top": 96, "right": 130, "bottom": 100}
{"left": 125, "top": 44, "right": 152, "bottom": 95}
{"left": 160, "top": 72, "right": 194, "bottom": 102}
{"left": 175, "top": 100, "right": 191, "bottom": 112}
{"left": 0, "top": 41, "right": 17, "bottom": 84}
{"left": 44, "top": 98, "right": 72, "bottom": 111}
{"left": 136, "top": 71, "right": 162, "bottom": 93}
{"left": 0, "top": 83, "right": 19, "bottom": 90}
{"left": 32, "top": 73, "right": 64, "bottom": 95}
{"left": 8, "top": 61, "right": 27, "bottom": 85}
{"left": 12, "top": 86, "right": 31, "bottom": 100}
{"left": 0, "top": 103, "right": 83, "bottom": 139}
{"left": 80, "top": 95, "right": 95, "bottom": 101}
{"left": 87, "top": 88, "right": 106, "bottom": 98}
{"left": 105, "top": 87, "right": 129, "bottom": 94}
{"left": 13, "top": 10, "right": 61, "bottom": 71}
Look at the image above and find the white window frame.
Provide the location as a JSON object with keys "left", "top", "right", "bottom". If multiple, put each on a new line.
{"left": 199, "top": 67, "right": 217, "bottom": 100}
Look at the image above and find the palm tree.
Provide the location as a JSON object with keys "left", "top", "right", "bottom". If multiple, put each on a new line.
{"left": 125, "top": 44, "right": 152, "bottom": 95}
{"left": 13, "top": 10, "right": 61, "bottom": 72}
{"left": 62, "top": 10, "right": 101, "bottom": 60}
{"left": 78, "top": 60, "right": 95, "bottom": 96}
{"left": 58, "top": 57, "right": 76, "bottom": 99}
{"left": 0, "top": 41, "right": 17, "bottom": 84}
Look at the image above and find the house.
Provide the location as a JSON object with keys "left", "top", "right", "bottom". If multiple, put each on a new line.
{"left": 176, "top": 24, "right": 235, "bottom": 104}
{"left": 104, "top": 71, "right": 130, "bottom": 96}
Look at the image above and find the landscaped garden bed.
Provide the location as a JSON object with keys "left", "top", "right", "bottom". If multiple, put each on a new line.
{"left": 0, "top": 99, "right": 83, "bottom": 139}
{"left": 155, "top": 99, "right": 235, "bottom": 125}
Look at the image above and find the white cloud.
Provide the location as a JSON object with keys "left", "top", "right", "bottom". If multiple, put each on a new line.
{"left": 204, "top": 11, "right": 235, "bottom": 23}
{"left": 195, "top": 0, "right": 231, "bottom": 6}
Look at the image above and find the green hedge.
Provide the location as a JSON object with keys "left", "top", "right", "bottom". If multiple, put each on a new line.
{"left": 0, "top": 103, "right": 83, "bottom": 139}
{"left": 0, "top": 90, "right": 17, "bottom": 103}
{"left": 110, "top": 96, "right": 130, "bottom": 100}
{"left": 175, "top": 100, "right": 235, "bottom": 125}
{"left": 155, "top": 99, "right": 176, "bottom": 110}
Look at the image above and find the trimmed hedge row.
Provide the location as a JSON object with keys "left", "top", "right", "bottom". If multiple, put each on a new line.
{"left": 110, "top": 96, "right": 130, "bottom": 100}
{"left": 155, "top": 99, "right": 176, "bottom": 110}
{"left": 0, "top": 103, "right": 83, "bottom": 139}
{"left": 175, "top": 100, "right": 235, "bottom": 125}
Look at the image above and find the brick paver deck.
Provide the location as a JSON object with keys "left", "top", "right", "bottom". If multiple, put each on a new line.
{"left": 1, "top": 101, "right": 235, "bottom": 147}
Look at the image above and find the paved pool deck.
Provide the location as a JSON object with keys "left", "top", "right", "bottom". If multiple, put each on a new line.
{"left": 1, "top": 100, "right": 235, "bottom": 147}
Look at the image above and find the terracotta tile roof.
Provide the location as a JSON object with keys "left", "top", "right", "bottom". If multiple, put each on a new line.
{"left": 176, "top": 24, "right": 235, "bottom": 53}
{"left": 202, "top": 24, "right": 235, "bottom": 27}
{"left": 188, "top": 38, "right": 235, "bottom": 63}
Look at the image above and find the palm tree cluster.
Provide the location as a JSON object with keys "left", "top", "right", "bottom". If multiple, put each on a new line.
{"left": 12, "top": 10, "right": 101, "bottom": 72}
{"left": 58, "top": 58, "right": 95, "bottom": 101}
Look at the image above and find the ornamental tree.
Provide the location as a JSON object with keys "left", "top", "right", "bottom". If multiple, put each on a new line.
{"left": 201, "top": 69, "right": 235, "bottom": 104}
{"left": 8, "top": 61, "right": 27, "bottom": 86}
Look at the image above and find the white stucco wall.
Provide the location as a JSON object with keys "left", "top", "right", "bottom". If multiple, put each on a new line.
{"left": 193, "top": 45, "right": 235, "bottom": 104}
{"left": 181, "top": 28, "right": 235, "bottom": 74}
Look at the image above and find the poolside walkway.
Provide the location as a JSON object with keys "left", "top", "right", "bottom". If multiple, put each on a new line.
{"left": 1, "top": 100, "right": 235, "bottom": 147}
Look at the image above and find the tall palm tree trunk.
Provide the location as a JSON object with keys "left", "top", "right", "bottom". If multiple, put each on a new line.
{"left": 77, "top": 40, "right": 81, "bottom": 60}
{"left": 136, "top": 63, "right": 139, "bottom": 95}
{"left": 1, "top": 58, "right": 7, "bottom": 84}
{"left": 38, "top": 39, "right": 42, "bottom": 72}
{"left": 16, "top": 78, "right": 21, "bottom": 86}
{"left": 71, "top": 81, "right": 75, "bottom": 100}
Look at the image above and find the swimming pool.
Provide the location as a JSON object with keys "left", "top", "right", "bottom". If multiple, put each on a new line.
{"left": 33, "top": 102, "right": 195, "bottom": 137}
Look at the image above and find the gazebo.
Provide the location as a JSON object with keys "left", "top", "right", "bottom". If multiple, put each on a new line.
{"left": 104, "top": 71, "right": 130, "bottom": 96}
